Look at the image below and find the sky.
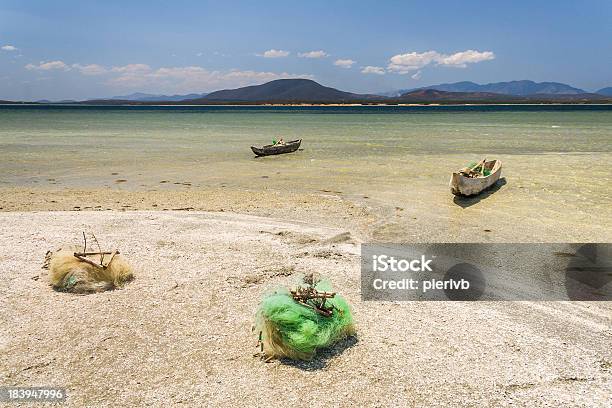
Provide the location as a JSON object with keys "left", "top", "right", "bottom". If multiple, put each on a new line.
{"left": 0, "top": 0, "right": 611, "bottom": 100}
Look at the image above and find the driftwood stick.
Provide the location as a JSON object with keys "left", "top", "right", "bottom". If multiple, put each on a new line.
{"left": 90, "top": 233, "right": 103, "bottom": 265}
{"left": 295, "top": 300, "right": 333, "bottom": 317}
{"left": 103, "top": 250, "right": 118, "bottom": 268}
{"left": 470, "top": 158, "right": 486, "bottom": 172}
{"left": 290, "top": 290, "right": 336, "bottom": 299}
{"left": 74, "top": 232, "right": 120, "bottom": 269}
{"left": 74, "top": 251, "right": 118, "bottom": 256}
{"left": 480, "top": 158, "right": 487, "bottom": 175}
{"left": 290, "top": 277, "right": 336, "bottom": 317}
{"left": 73, "top": 254, "right": 103, "bottom": 268}
{"left": 460, "top": 158, "right": 487, "bottom": 178}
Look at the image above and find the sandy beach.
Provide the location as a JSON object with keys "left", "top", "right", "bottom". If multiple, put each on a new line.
{"left": 1, "top": 105, "right": 611, "bottom": 406}
{"left": 3, "top": 0, "right": 612, "bottom": 403}
{"left": 1, "top": 210, "right": 611, "bottom": 407}
{"left": 2, "top": 0, "right": 612, "bottom": 404}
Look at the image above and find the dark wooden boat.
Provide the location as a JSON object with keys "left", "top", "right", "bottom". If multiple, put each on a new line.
{"left": 251, "top": 139, "right": 301, "bottom": 156}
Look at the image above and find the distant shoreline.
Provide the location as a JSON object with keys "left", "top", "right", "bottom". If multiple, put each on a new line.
{"left": 4, "top": 79, "right": 611, "bottom": 106}
{"left": 2, "top": 102, "right": 612, "bottom": 107}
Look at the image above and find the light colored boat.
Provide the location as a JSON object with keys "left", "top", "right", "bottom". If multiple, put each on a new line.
{"left": 450, "top": 159, "right": 502, "bottom": 196}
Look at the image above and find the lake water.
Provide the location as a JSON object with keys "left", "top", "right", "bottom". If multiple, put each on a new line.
{"left": 1, "top": 105, "right": 611, "bottom": 241}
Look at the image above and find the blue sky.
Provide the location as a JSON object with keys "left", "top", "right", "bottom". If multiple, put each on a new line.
{"left": 1, "top": 0, "right": 611, "bottom": 100}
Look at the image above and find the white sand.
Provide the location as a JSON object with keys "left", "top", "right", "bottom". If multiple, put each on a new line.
{"left": 1, "top": 211, "right": 610, "bottom": 407}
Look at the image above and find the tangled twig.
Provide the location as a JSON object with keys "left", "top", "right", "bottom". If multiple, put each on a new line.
{"left": 74, "top": 231, "right": 119, "bottom": 269}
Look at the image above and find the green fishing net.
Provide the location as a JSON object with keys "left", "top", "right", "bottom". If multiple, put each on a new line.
{"left": 255, "top": 278, "right": 355, "bottom": 360}
{"left": 467, "top": 162, "right": 491, "bottom": 176}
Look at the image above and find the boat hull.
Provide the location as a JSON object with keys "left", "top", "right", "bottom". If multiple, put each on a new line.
{"left": 450, "top": 160, "right": 502, "bottom": 196}
{"left": 251, "top": 139, "right": 301, "bottom": 156}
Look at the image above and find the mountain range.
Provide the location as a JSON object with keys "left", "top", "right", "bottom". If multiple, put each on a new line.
{"left": 383, "top": 80, "right": 603, "bottom": 97}
{"left": 201, "top": 79, "right": 376, "bottom": 102}
{"left": 420, "top": 80, "right": 586, "bottom": 95}
{"left": 398, "top": 89, "right": 610, "bottom": 103}
{"left": 398, "top": 89, "right": 518, "bottom": 102}
{"left": 596, "top": 87, "right": 612, "bottom": 96}
{"left": 151, "top": 79, "right": 612, "bottom": 103}
{"left": 78, "top": 79, "right": 610, "bottom": 105}
{"left": 3, "top": 79, "right": 610, "bottom": 105}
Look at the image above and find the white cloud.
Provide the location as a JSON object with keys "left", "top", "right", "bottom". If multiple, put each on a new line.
{"left": 21, "top": 56, "right": 315, "bottom": 94}
{"left": 334, "top": 59, "right": 355, "bottom": 68}
{"left": 22, "top": 58, "right": 311, "bottom": 93}
{"left": 106, "top": 65, "right": 313, "bottom": 93}
{"left": 436, "top": 50, "right": 495, "bottom": 67}
{"left": 411, "top": 70, "right": 422, "bottom": 80}
{"left": 196, "top": 52, "right": 203, "bottom": 57}
{"left": 298, "top": 50, "right": 328, "bottom": 58}
{"left": 388, "top": 51, "right": 440, "bottom": 73}
{"left": 257, "top": 49, "right": 290, "bottom": 58}
{"left": 1, "top": 45, "right": 17, "bottom": 51}
{"left": 110, "top": 63, "right": 152, "bottom": 74}
{"left": 25, "top": 60, "right": 69, "bottom": 71}
{"left": 388, "top": 49, "right": 495, "bottom": 73}
{"left": 72, "top": 63, "right": 107, "bottom": 75}
{"left": 361, "top": 66, "right": 385, "bottom": 75}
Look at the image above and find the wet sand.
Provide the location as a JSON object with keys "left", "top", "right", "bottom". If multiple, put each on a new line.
{"left": 1, "top": 211, "right": 610, "bottom": 407}
{"left": 1, "top": 171, "right": 610, "bottom": 243}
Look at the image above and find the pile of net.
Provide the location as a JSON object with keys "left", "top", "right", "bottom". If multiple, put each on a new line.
{"left": 43, "top": 234, "right": 134, "bottom": 294}
{"left": 255, "top": 274, "right": 355, "bottom": 360}
{"left": 460, "top": 159, "right": 491, "bottom": 178}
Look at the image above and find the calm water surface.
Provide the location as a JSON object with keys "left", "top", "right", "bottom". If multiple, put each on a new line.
{"left": 1, "top": 105, "right": 611, "bottom": 240}
{"left": 1, "top": 105, "right": 610, "bottom": 184}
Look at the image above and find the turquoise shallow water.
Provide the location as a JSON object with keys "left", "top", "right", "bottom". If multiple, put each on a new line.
{"left": 1, "top": 105, "right": 611, "bottom": 185}
{"left": 1, "top": 105, "right": 611, "bottom": 241}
